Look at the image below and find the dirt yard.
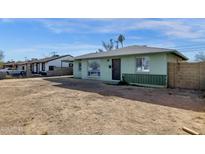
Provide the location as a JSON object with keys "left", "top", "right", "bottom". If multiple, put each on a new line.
{"left": 0, "top": 76, "right": 204, "bottom": 135}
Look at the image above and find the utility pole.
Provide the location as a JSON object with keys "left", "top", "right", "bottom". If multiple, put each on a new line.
{"left": 50, "top": 51, "right": 57, "bottom": 56}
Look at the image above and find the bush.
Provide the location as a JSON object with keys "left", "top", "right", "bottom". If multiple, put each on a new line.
{"left": 118, "top": 76, "right": 129, "bottom": 85}
{"left": 0, "top": 61, "right": 3, "bottom": 69}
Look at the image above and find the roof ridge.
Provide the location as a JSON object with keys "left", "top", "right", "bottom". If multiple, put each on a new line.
{"left": 75, "top": 45, "right": 188, "bottom": 60}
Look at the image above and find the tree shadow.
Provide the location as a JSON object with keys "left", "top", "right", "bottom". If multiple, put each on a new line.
{"left": 44, "top": 77, "right": 205, "bottom": 113}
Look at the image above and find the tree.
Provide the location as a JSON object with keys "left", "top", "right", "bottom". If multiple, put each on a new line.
{"left": 97, "top": 49, "right": 104, "bottom": 52}
{"left": 98, "top": 34, "right": 126, "bottom": 52}
{"left": 50, "top": 51, "right": 58, "bottom": 57}
{"left": 102, "top": 39, "right": 114, "bottom": 51}
{"left": 0, "top": 50, "right": 4, "bottom": 68}
{"left": 118, "top": 34, "right": 125, "bottom": 48}
{"left": 115, "top": 40, "right": 119, "bottom": 49}
{"left": 0, "top": 50, "right": 3, "bottom": 60}
{"left": 195, "top": 51, "right": 205, "bottom": 62}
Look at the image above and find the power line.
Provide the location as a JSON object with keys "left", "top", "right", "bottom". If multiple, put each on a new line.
{"left": 161, "top": 45, "right": 205, "bottom": 52}
{"left": 176, "top": 47, "right": 205, "bottom": 50}
{"left": 171, "top": 44, "right": 205, "bottom": 48}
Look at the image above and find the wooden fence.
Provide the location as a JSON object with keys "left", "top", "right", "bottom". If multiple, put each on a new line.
{"left": 168, "top": 62, "right": 205, "bottom": 90}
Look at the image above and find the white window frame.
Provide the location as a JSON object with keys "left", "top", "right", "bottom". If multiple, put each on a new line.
{"left": 87, "top": 59, "right": 100, "bottom": 77}
{"left": 136, "top": 57, "right": 150, "bottom": 72}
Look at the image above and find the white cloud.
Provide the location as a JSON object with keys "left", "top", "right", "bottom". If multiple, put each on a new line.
{"left": 96, "top": 19, "right": 203, "bottom": 39}
{"left": 1, "top": 18, "right": 205, "bottom": 40}
{"left": 126, "top": 36, "right": 141, "bottom": 40}
{"left": 1, "top": 18, "right": 204, "bottom": 40}
{"left": 34, "top": 43, "right": 100, "bottom": 52}
{"left": 38, "top": 19, "right": 97, "bottom": 34}
{"left": 138, "top": 20, "right": 202, "bottom": 39}
{"left": 7, "top": 42, "right": 100, "bottom": 61}
{"left": 36, "top": 19, "right": 205, "bottom": 40}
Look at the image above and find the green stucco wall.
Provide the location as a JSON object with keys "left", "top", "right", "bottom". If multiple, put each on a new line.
{"left": 100, "top": 58, "right": 112, "bottom": 81}
{"left": 73, "top": 60, "right": 82, "bottom": 78}
{"left": 74, "top": 53, "right": 174, "bottom": 81}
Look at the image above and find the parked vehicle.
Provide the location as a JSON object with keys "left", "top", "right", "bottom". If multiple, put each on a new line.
{"left": 0, "top": 68, "right": 26, "bottom": 76}
{"left": 40, "top": 71, "right": 47, "bottom": 76}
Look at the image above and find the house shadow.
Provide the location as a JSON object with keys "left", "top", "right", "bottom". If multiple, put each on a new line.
{"left": 44, "top": 76, "right": 205, "bottom": 113}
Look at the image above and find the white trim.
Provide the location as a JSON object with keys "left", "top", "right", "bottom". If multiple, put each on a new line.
{"left": 136, "top": 56, "right": 150, "bottom": 73}
{"left": 87, "top": 59, "right": 101, "bottom": 77}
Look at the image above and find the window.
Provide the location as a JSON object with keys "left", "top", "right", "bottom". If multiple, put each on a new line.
{"left": 49, "top": 66, "right": 54, "bottom": 71}
{"left": 22, "top": 66, "right": 25, "bottom": 70}
{"left": 69, "top": 62, "right": 73, "bottom": 67}
{"left": 78, "top": 62, "right": 82, "bottom": 71}
{"left": 87, "top": 60, "right": 100, "bottom": 77}
{"left": 42, "top": 63, "right": 45, "bottom": 71}
{"left": 136, "top": 57, "right": 150, "bottom": 72}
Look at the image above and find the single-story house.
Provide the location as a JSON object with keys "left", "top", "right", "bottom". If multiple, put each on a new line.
{"left": 16, "top": 62, "right": 27, "bottom": 71}
{"left": 3, "top": 61, "right": 17, "bottom": 69}
{"left": 3, "top": 55, "right": 74, "bottom": 76}
{"left": 3, "top": 61, "right": 27, "bottom": 70}
{"left": 74, "top": 45, "right": 188, "bottom": 87}
{"left": 28, "top": 55, "right": 74, "bottom": 74}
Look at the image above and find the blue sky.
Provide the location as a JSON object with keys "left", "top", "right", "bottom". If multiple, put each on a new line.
{"left": 1, "top": 18, "right": 205, "bottom": 61}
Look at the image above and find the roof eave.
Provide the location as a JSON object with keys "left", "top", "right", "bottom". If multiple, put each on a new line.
{"left": 75, "top": 50, "right": 189, "bottom": 61}
{"left": 172, "top": 50, "right": 189, "bottom": 60}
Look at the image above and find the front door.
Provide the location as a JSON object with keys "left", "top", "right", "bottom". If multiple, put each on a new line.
{"left": 112, "top": 59, "right": 121, "bottom": 80}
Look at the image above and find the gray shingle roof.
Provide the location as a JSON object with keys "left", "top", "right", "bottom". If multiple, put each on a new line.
{"left": 28, "top": 55, "right": 74, "bottom": 63}
{"left": 37, "top": 55, "right": 73, "bottom": 63}
{"left": 75, "top": 45, "right": 188, "bottom": 60}
{"left": 3, "top": 55, "right": 74, "bottom": 66}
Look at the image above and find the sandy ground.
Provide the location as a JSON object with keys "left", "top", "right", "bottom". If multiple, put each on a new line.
{"left": 0, "top": 76, "right": 204, "bottom": 135}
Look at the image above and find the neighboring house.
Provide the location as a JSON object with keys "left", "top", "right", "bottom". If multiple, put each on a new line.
{"left": 74, "top": 45, "right": 188, "bottom": 87}
{"left": 3, "top": 55, "right": 74, "bottom": 76}
{"left": 3, "top": 61, "right": 16, "bottom": 69}
{"left": 28, "top": 55, "right": 74, "bottom": 74}
{"left": 16, "top": 62, "right": 27, "bottom": 71}
{"left": 3, "top": 61, "right": 27, "bottom": 70}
